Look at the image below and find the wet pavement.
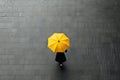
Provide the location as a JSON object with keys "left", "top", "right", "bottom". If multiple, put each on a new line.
{"left": 0, "top": 0, "right": 120, "bottom": 80}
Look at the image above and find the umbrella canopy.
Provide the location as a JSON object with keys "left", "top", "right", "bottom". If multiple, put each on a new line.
{"left": 48, "top": 33, "right": 70, "bottom": 53}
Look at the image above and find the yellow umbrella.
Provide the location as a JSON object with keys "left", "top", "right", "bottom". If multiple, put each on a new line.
{"left": 48, "top": 33, "right": 70, "bottom": 53}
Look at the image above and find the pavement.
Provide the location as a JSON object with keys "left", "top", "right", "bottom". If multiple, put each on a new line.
{"left": 0, "top": 0, "right": 120, "bottom": 80}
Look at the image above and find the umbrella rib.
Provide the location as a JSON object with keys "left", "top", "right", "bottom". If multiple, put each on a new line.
{"left": 61, "top": 37, "right": 69, "bottom": 41}
{"left": 48, "top": 42, "right": 57, "bottom": 47}
{"left": 61, "top": 45, "right": 65, "bottom": 52}
{"left": 62, "top": 43, "right": 69, "bottom": 50}
{"left": 50, "top": 42, "right": 58, "bottom": 52}
{"left": 54, "top": 43, "right": 58, "bottom": 52}
{"left": 61, "top": 41, "right": 70, "bottom": 46}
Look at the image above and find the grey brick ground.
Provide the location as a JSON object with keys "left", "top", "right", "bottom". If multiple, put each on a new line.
{"left": 0, "top": 0, "right": 120, "bottom": 80}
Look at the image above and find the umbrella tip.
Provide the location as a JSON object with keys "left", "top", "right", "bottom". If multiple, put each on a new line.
{"left": 58, "top": 40, "right": 60, "bottom": 42}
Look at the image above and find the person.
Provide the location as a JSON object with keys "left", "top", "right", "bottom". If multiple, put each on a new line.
{"left": 55, "top": 50, "right": 67, "bottom": 67}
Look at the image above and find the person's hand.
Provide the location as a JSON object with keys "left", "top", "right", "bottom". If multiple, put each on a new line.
{"left": 65, "top": 50, "right": 67, "bottom": 53}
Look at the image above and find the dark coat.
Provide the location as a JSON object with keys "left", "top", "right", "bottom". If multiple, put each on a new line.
{"left": 55, "top": 52, "right": 66, "bottom": 63}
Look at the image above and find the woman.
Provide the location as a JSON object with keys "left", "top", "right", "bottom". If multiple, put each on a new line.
{"left": 55, "top": 50, "right": 67, "bottom": 67}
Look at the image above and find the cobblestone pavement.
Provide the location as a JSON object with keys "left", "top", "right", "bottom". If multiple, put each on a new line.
{"left": 0, "top": 0, "right": 120, "bottom": 80}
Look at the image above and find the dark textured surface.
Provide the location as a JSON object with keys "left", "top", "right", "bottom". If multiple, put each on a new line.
{"left": 0, "top": 0, "right": 120, "bottom": 80}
